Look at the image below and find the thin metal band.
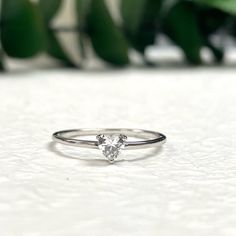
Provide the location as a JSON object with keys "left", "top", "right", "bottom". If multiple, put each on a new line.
{"left": 52, "top": 128, "right": 166, "bottom": 150}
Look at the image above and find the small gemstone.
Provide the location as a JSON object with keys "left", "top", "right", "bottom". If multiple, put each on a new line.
{"left": 96, "top": 134, "right": 127, "bottom": 162}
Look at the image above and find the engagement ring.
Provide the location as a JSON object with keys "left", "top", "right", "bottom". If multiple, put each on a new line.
{"left": 52, "top": 128, "right": 166, "bottom": 163}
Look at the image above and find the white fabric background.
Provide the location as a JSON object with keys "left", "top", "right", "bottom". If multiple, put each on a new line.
{"left": 0, "top": 66, "right": 236, "bottom": 236}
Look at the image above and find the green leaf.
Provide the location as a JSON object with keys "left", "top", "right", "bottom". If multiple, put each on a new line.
{"left": 205, "top": 39, "right": 224, "bottom": 63}
{"left": 39, "top": 0, "right": 76, "bottom": 66}
{"left": 76, "top": 0, "right": 90, "bottom": 28}
{"left": 87, "top": 0, "right": 129, "bottom": 66}
{"left": 230, "top": 19, "right": 236, "bottom": 39}
{"left": 197, "top": 7, "right": 229, "bottom": 35}
{"left": 197, "top": 7, "right": 228, "bottom": 63}
{"left": 121, "top": 0, "right": 146, "bottom": 35}
{"left": 0, "top": 63, "right": 3, "bottom": 71}
{"left": 163, "top": 1, "right": 203, "bottom": 64}
{"left": 121, "top": 0, "right": 162, "bottom": 54}
{"left": 196, "top": 0, "right": 236, "bottom": 14}
{"left": 76, "top": 0, "right": 90, "bottom": 59}
{"left": 38, "top": 0, "right": 62, "bottom": 23}
{"left": 1, "top": 0, "right": 45, "bottom": 58}
{"left": 45, "top": 30, "right": 76, "bottom": 67}
{"left": 0, "top": 51, "right": 4, "bottom": 71}
{"left": 0, "top": 31, "right": 4, "bottom": 71}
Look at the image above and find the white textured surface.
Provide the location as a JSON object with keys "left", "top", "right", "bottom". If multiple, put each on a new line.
{"left": 0, "top": 68, "right": 236, "bottom": 236}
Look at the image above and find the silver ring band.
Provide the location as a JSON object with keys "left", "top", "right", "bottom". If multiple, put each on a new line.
{"left": 52, "top": 128, "right": 166, "bottom": 162}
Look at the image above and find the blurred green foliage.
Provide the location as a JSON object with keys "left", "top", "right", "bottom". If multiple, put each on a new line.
{"left": 0, "top": 0, "right": 236, "bottom": 70}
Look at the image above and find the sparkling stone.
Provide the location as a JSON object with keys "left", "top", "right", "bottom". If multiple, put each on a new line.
{"left": 96, "top": 134, "right": 127, "bottom": 162}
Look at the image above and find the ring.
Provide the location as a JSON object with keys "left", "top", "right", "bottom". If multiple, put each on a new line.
{"left": 52, "top": 128, "right": 166, "bottom": 163}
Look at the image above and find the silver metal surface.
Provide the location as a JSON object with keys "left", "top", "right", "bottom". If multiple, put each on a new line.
{"left": 52, "top": 128, "right": 166, "bottom": 150}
